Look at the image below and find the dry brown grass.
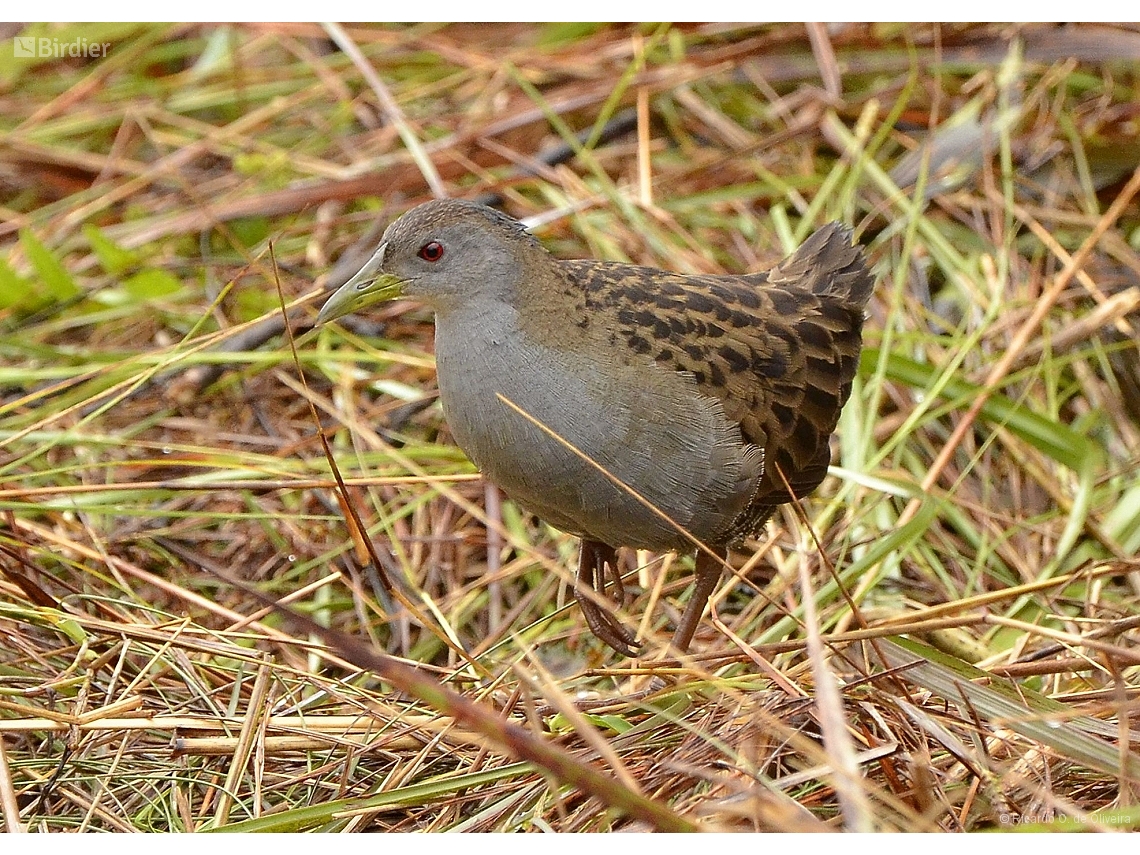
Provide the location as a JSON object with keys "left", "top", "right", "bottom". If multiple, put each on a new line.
{"left": 2, "top": 22, "right": 1140, "bottom": 832}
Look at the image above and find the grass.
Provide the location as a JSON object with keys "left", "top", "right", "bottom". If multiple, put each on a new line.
{"left": 2, "top": 22, "right": 1140, "bottom": 832}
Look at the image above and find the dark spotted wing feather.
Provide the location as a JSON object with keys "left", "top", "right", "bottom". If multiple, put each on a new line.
{"left": 562, "top": 223, "right": 872, "bottom": 541}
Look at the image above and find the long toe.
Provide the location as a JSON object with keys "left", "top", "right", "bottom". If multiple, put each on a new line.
{"left": 578, "top": 596, "right": 641, "bottom": 656}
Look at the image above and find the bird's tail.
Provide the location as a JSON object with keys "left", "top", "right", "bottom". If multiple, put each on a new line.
{"left": 769, "top": 222, "right": 874, "bottom": 307}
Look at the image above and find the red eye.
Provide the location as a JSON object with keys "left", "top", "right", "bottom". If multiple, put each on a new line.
{"left": 418, "top": 241, "right": 444, "bottom": 262}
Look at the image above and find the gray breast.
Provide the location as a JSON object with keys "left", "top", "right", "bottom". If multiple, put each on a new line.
{"left": 432, "top": 306, "right": 762, "bottom": 551}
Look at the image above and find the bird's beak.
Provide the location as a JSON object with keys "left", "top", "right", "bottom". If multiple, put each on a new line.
{"left": 315, "top": 242, "right": 405, "bottom": 324}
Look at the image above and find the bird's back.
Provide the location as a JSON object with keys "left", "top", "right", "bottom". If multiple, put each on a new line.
{"left": 564, "top": 222, "right": 873, "bottom": 543}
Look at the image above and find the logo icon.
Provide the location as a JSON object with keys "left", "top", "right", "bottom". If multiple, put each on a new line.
{"left": 12, "top": 35, "right": 111, "bottom": 59}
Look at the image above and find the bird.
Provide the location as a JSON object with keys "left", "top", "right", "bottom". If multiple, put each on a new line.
{"left": 317, "top": 199, "right": 873, "bottom": 656}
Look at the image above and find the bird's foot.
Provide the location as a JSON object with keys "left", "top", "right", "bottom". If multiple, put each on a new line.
{"left": 574, "top": 540, "right": 640, "bottom": 657}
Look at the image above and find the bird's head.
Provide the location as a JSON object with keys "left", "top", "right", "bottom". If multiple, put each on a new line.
{"left": 316, "top": 199, "right": 545, "bottom": 324}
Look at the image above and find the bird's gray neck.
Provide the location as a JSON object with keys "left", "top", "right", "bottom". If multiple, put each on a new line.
{"left": 433, "top": 297, "right": 523, "bottom": 355}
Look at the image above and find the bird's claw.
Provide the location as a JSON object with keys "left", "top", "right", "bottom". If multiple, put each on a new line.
{"left": 575, "top": 540, "right": 641, "bottom": 656}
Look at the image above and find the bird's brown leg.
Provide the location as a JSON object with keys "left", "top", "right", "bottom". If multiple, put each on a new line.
{"left": 575, "top": 539, "right": 640, "bottom": 656}
{"left": 669, "top": 548, "right": 727, "bottom": 652}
